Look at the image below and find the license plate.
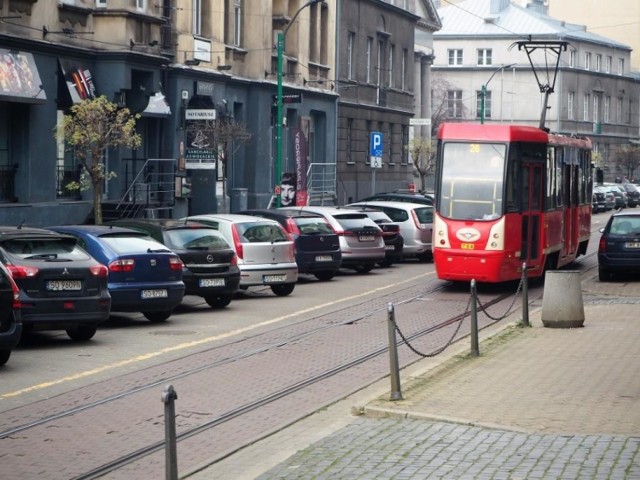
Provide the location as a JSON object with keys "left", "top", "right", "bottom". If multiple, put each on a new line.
{"left": 315, "top": 255, "right": 332, "bottom": 262}
{"left": 359, "top": 235, "right": 375, "bottom": 242}
{"left": 461, "top": 243, "right": 475, "bottom": 250}
{"left": 199, "top": 278, "right": 225, "bottom": 287}
{"left": 47, "top": 280, "right": 82, "bottom": 291}
{"left": 385, "top": 245, "right": 395, "bottom": 250}
{"left": 625, "top": 242, "right": 640, "bottom": 248}
{"left": 263, "top": 274, "right": 286, "bottom": 283}
{"left": 141, "top": 289, "right": 168, "bottom": 299}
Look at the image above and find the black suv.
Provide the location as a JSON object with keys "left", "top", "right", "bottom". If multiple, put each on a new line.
{"left": 622, "top": 183, "right": 640, "bottom": 208}
{"left": 0, "top": 226, "right": 110, "bottom": 341}
{"left": 0, "top": 262, "right": 22, "bottom": 366}
{"left": 111, "top": 220, "right": 241, "bottom": 308}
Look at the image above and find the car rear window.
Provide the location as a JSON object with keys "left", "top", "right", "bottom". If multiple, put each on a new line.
{"left": 333, "top": 215, "right": 378, "bottom": 230}
{"left": 414, "top": 207, "right": 434, "bottom": 223}
{"left": 609, "top": 217, "right": 640, "bottom": 235}
{"left": 237, "top": 223, "right": 288, "bottom": 243}
{"left": 293, "top": 217, "right": 334, "bottom": 234}
{"left": 98, "top": 233, "right": 168, "bottom": 253}
{"left": 164, "top": 228, "right": 229, "bottom": 249}
{"left": 0, "top": 237, "right": 91, "bottom": 260}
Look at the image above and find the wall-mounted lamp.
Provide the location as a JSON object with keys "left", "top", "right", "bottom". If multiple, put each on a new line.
{"left": 185, "top": 59, "right": 200, "bottom": 66}
{"left": 217, "top": 65, "right": 232, "bottom": 71}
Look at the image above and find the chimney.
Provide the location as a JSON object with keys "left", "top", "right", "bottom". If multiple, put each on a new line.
{"left": 490, "top": 0, "right": 510, "bottom": 14}
{"left": 526, "top": 0, "right": 548, "bottom": 15}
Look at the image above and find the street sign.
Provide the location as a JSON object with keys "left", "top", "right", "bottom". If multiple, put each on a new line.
{"left": 410, "top": 118, "right": 432, "bottom": 126}
{"left": 370, "top": 156, "right": 382, "bottom": 168}
{"left": 272, "top": 93, "right": 303, "bottom": 105}
{"left": 370, "top": 132, "right": 383, "bottom": 157}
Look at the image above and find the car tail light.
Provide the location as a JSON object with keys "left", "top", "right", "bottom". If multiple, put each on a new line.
{"left": 108, "top": 258, "right": 135, "bottom": 272}
{"left": 598, "top": 236, "right": 606, "bottom": 253}
{"left": 230, "top": 253, "right": 238, "bottom": 266}
{"left": 285, "top": 218, "right": 301, "bottom": 236}
{"left": 231, "top": 225, "right": 244, "bottom": 259}
{"left": 89, "top": 265, "right": 109, "bottom": 277}
{"left": 10, "top": 276, "right": 20, "bottom": 309}
{"left": 169, "top": 256, "right": 183, "bottom": 271}
{"left": 7, "top": 265, "right": 39, "bottom": 278}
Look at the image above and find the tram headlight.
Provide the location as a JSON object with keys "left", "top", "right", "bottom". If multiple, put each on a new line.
{"left": 490, "top": 241, "right": 498, "bottom": 248}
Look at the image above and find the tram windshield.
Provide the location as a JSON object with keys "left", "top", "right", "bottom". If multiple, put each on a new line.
{"left": 439, "top": 142, "right": 506, "bottom": 221}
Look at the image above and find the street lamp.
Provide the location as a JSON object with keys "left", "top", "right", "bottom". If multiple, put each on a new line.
{"left": 275, "top": 0, "right": 325, "bottom": 207}
{"left": 480, "top": 63, "right": 515, "bottom": 124}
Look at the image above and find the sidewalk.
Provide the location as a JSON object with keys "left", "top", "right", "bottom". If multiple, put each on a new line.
{"left": 187, "top": 272, "right": 640, "bottom": 479}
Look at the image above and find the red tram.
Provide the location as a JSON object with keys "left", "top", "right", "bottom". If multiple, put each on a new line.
{"left": 433, "top": 123, "right": 592, "bottom": 283}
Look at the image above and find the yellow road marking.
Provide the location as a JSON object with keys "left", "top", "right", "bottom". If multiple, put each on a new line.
{"left": 1, "top": 272, "right": 432, "bottom": 399}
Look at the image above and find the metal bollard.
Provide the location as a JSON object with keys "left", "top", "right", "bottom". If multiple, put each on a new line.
{"left": 470, "top": 280, "right": 479, "bottom": 357}
{"left": 387, "top": 303, "right": 403, "bottom": 401}
{"left": 521, "top": 262, "right": 530, "bottom": 327}
{"left": 161, "top": 384, "right": 179, "bottom": 480}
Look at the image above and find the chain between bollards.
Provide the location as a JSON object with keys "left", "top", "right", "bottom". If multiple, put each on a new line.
{"left": 470, "top": 280, "right": 479, "bottom": 357}
{"left": 162, "top": 384, "right": 179, "bottom": 480}
{"left": 387, "top": 303, "right": 403, "bottom": 401}
{"left": 521, "top": 262, "right": 530, "bottom": 327}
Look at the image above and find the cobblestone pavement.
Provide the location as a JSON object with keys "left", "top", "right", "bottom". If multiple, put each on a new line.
{"left": 190, "top": 271, "right": 640, "bottom": 480}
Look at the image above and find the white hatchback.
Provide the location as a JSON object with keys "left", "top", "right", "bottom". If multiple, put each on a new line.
{"left": 347, "top": 201, "right": 433, "bottom": 261}
{"left": 183, "top": 214, "right": 298, "bottom": 296}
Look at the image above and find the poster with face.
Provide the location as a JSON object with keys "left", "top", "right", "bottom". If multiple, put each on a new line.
{"left": 280, "top": 172, "right": 296, "bottom": 206}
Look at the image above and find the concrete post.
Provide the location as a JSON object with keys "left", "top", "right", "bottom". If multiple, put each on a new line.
{"left": 541, "top": 271, "right": 585, "bottom": 328}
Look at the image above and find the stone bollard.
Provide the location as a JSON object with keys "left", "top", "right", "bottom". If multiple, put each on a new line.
{"left": 541, "top": 270, "right": 585, "bottom": 328}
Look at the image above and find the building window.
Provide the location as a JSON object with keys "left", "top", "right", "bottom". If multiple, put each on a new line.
{"left": 136, "top": 0, "right": 146, "bottom": 10}
{"left": 233, "top": 0, "right": 242, "bottom": 46}
{"left": 584, "top": 52, "right": 591, "bottom": 70}
{"left": 604, "top": 96, "right": 610, "bottom": 123}
{"left": 477, "top": 48, "right": 492, "bottom": 66}
{"left": 388, "top": 44, "right": 394, "bottom": 88}
{"left": 346, "top": 32, "right": 355, "bottom": 80}
{"left": 401, "top": 48, "right": 408, "bottom": 91}
{"left": 605, "top": 56, "right": 612, "bottom": 73}
{"left": 448, "top": 49, "right": 463, "bottom": 66}
{"left": 593, "top": 95, "right": 599, "bottom": 124}
{"left": 616, "top": 97, "right": 623, "bottom": 123}
{"left": 96, "top": 0, "right": 107, "bottom": 7}
{"left": 569, "top": 50, "right": 576, "bottom": 67}
{"left": 618, "top": 58, "right": 624, "bottom": 75}
{"left": 568, "top": 92, "right": 574, "bottom": 120}
{"left": 595, "top": 54, "right": 601, "bottom": 72}
{"left": 447, "top": 90, "right": 463, "bottom": 118}
{"left": 193, "top": 0, "right": 201, "bottom": 36}
{"left": 401, "top": 125, "right": 408, "bottom": 164}
{"left": 366, "top": 37, "right": 373, "bottom": 83}
{"left": 583, "top": 93, "right": 590, "bottom": 121}
{"left": 376, "top": 40, "right": 383, "bottom": 86}
{"left": 476, "top": 90, "right": 491, "bottom": 118}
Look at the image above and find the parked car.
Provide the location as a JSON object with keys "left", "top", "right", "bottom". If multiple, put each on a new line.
{"left": 592, "top": 189, "right": 606, "bottom": 213}
{"left": 183, "top": 214, "right": 298, "bottom": 296}
{"left": 342, "top": 206, "right": 403, "bottom": 266}
{"left": 622, "top": 183, "right": 640, "bottom": 208}
{"left": 597, "top": 210, "right": 640, "bottom": 280}
{"left": 0, "top": 226, "right": 111, "bottom": 341}
{"left": 239, "top": 209, "right": 342, "bottom": 281}
{"left": 279, "top": 206, "right": 386, "bottom": 273}
{"left": 110, "top": 219, "right": 240, "bottom": 308}
{"left": 594, "top": 185, "right": 615, "bottom": 211}
{"left": 357, "top": 191, "right": 434, "bottom": 206}
{"left": 347, "top": 201, "right": 434, "bottom": 261}
{"left": 0, "top": 262, "right": 22, "bottom": 366}
{"left": 48, "top": 225, "right": 185, "bottom": 322}
{"left": 602, "top": 184, "right": 628, "bottom": 209}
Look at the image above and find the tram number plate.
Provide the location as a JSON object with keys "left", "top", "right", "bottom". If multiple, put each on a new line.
{"left": 625, "top": 242, "right": 640, "bottom": 249}
{"left": 263, "top": 274, "right": 286, "bottom": 283}
{"left": 359, "top": 235, "right": 375, "bottom": 242}
{"left": 315, "top": 255, "right": 332, "bottom": 262}
{"left": 461, "top": 243, "right": 475, "bottom": 250}
{"left": 199, "top": 278, "right": 225, "bottom": 287}
{"left": 47, "top": 280, "right": 82, "bottom": 291}
{"left": 141, "top": 289, "right": 168, "bottom": 299}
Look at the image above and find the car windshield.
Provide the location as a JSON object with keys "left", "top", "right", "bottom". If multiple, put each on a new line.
{"left": 293, "top": 217, "right": 334, "bottom": 234}
{"left": 609, "top": 217, "right": 640, "bottom": 235}
{"left": 99, "top": 233, "right": 168, "bottom": 253}
{"left": 1, "top": 237, "right": 90, "bottom": 260}
{"left": 237, "top": 223, "right": 288, "bottom": 243}
{"left": 164, "top": 228, "right": 229, "bottom": 250}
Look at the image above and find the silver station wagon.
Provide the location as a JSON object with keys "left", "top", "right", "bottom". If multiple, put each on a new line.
{"left": 183, "top": 214, "right": 298, "bottom": 296}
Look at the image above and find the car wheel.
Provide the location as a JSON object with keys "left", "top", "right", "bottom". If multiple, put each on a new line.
{"left": 270, "top": 283, "right": 295, "bottom": 296}
{"left": 416, "top": 252, "right": 433, "bottom": 262}
{"left": 143, "top": 311, "right": 172, "bottom": 322}
{"left": 354, "top": 263, "right": 374, "bottom": 274}
{"left": 66, "top": 325, "right": 97, "bottom": 342}
{"left": 598, "top": 267, "right": 612, "bottom": 282}
{"left": 314, "top": 271, "right": 335, "bottom": 281}
{"left": 0, "top": 350, "right": 11, "bottom": 367}
{"left": 205, "top": 294, "right": 233, "bottom": 309}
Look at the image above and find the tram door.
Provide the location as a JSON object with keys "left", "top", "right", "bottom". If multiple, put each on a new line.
{"left": 520, "top": 164, "right": 543, "bottom": 267}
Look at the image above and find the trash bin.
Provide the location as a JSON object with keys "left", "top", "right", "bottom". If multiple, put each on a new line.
{"left": 231, "top": 188, "right": 248, "bottom": 213}
{"left": 541, "top": 270, "right": 585, "bottom": 328}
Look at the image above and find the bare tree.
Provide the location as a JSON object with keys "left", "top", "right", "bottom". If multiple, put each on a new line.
{"left": 611, "top": 144, "right": 640, "bottom": 181}
{"left": 58, "top": 96, "right": 141, "bottom": 224}
{"left": 407, "top": 136, "right": 436, "bottom": 191}
{"left": 430, "top": 74, "right": 470, "bottom": 137}
{"left": 186, "top": 116, "right": 252, "bottom": 213}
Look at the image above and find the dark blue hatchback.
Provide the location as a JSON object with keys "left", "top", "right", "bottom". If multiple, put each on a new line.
{"left": 49, "top": 225, "right": 185, "bottom": 322}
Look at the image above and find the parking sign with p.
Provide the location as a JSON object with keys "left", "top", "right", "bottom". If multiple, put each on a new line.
{"left": 370, "top": 132, "right": 383, "bottom": 169}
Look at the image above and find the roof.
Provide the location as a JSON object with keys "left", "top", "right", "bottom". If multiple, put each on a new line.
{"left": 435, "top": 0, "right": 631, "bottom": 50}
{"left": 187, "top": 214, "right": 280, "bottom": 224}
{"left": 50, "top": 225, "right": 142, "bottom": 236}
